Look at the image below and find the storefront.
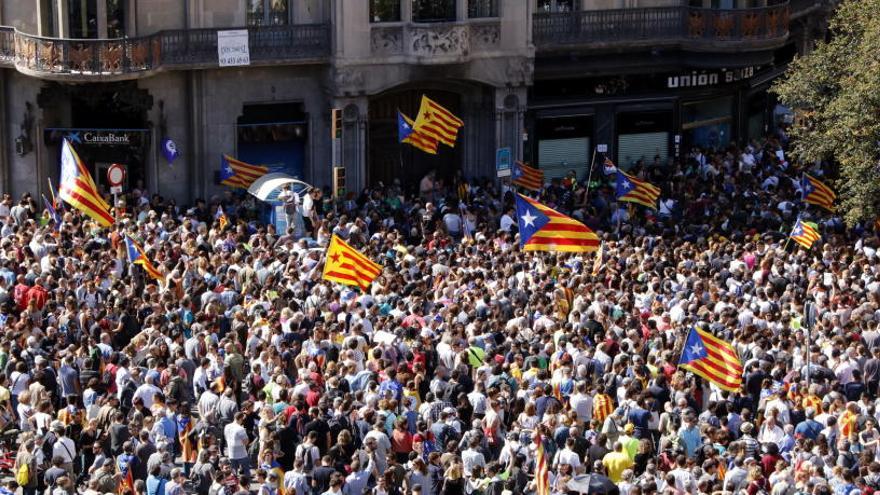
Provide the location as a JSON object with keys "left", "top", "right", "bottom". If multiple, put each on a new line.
{"left": 44, "top": 128, "right": 150, "bottom": 193}
{"left": 528, "top": 64, "right": 786, "bottom": 166}
{"left": 534, "top": 113, "right": 593, "bottom": 180}
{"left": 235, "top": 102, "right": 308, "bottom": 182}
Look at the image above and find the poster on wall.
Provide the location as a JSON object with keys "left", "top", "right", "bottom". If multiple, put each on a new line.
{"left": 218, "top": 30, "right": 250, "bottom": 67}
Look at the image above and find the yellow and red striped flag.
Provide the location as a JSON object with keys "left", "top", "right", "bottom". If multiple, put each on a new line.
{"left": 535, "top": 433, "right": 550, "bottom": 495}
{"left": 592, "top": 242, "right": 604, "bottom": 276}
{"left": 124, "top": 235, "right": 164, "bottom": 282}
{"left": 790, "top": 218, "right": 821, "bottom": 250}
{"left": 219, "top": 154, "right": 269, "bottom": 189}
{"left": 616, "top": 170, "right": 661, "bottom": 209}
{"left": 511, "top": 161, "right": 544, "bottom": 191}
{"left": 322, "top": 235, "right": 382, "bottom": 291}
{"left": 801, "top": 173, "right": 835, "bottom": 212}
{"left": 58, "top": 139, "right": 114, "bottom": 227}
{"left": 516, "top": 194, "right": 600, "bottom": 253}
{"left": 678, "top": 327, "right": 743, "bottom": 392}
{"left": 413, "top": 96, "right": 463, "bottom": 148}
{"left": 398, "top": 111, "right": 438, "bottom": 154}
{"left": 215, "top": 205, "right": 229, "bottom": 231}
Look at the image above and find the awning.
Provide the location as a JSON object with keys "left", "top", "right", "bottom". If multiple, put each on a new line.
{"left": 247, "top": 173, "right": 313, "bottom": 202}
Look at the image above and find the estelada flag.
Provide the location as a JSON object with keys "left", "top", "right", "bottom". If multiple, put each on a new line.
{"left": 516, "top": 194, "right": 599, "bottom": 253}
{"left": 322, "top": 235, "right": 382, "bottom": 291}
{"left": 398, "top": 111, "right": 438, "bottom": 155}
{"left": 511, "top": 161, "right": 544, "bottom": 192}
{"left": 801, "top": 173, "right": 835, "bottom": 212}
{"left": 219, "top": 154, "right": 268, "bottom": 189}
{"left": 58, "top": 138, "right": 114, "bottom": 227}
{"left": 678, "top": 327, "right": 743, "bottom": 392}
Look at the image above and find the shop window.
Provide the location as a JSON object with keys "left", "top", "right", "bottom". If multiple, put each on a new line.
{"left": 536, "top": 115, "right": 593, "bottom": 180}
{"left": 538, "top": 0, "right": 576, "bottom": 13}
{"left": 371, "top": 0, "right": 402, "bottom": 22}
{"left": 468, "top": 0, "right": 498, "bottom": 18}
{"left": 413, "top": 0, "right": 457, "bottom": 23}
{"left": 246, "top": 0, "right": 290, "bottom": 26}
{"left": 682, "top": 97, "right": 733, "bottom": 150}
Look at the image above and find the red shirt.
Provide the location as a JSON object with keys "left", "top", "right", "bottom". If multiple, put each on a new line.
{"left": 391, "top": 428, "right": 413, "bottom": 454}
{"left": 24, "top": 284, "right": 48, "bottom": 310}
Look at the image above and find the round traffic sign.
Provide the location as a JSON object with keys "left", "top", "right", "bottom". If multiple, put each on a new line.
{"left": 107, "top": 164, "right": 126, "bottom": 187}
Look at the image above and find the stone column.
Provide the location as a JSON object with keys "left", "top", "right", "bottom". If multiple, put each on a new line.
{"left": 97, "top": 0, "right": 108, "bottom": 38}
{"left": 457, "top": 0, "right": 468, "bottom": 20}
{"left": 56, "top": 0, "right": 70, "bottom": 38}
{"left": 401, "top": 0, "right": 413, "bottom": 22}
{"left": 335, "top": 97, "right": 369, "bottom": 193}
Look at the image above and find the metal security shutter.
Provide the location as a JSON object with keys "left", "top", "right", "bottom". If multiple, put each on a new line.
{"left": 538, "top": 137, "right": 590, "bottom": 180}
{"left": 617, "top": 132, "right": 669, "bottom": 170}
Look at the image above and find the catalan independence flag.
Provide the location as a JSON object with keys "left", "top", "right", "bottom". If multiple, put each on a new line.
{"left": 790, "top": 218, "right": 821, "bottom": 249}
{"left": 398, "top": 110, "right": 438, "bottom": 154}
{"left": 678, "top": 327, "right": 743, "bottom": 392}
{"left": 58, "top": 139, "right": 114, "bottom": 227}
{"left": 616, "top": 170, "right": 661, "bottom": 209}
{"left": 535, "top": 434, "right": 550, "bottom": 495}
{"left": 322, "top": 235, "right": 382, "bottom": 291}
{"left": 215, "top": 205, "right": 229, "bottom": 231}
{"left": 801, "top": 173, "right": 835, "bottom": 212}
{"left": 413, "top": 96, "right": 463, "bottom": 148}
{"left": 516, "top": 194, "right": 599, "bottom": 253}
{"left": 117, "top": 453, "right": 136, "bottom": 495}
{"left": 124, "top": 235, "right": 164, "bottom": 282}
{"left": 511, "top": 161, "right": 544, "bottom": 191}
{"left": 219, "top": 154, "right": 269, "bottom": 189}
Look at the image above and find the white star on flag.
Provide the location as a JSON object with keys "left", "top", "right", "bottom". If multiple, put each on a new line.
{"left": 621, "top": 180, "right": 632, "bottom": 190}
{"left": 689, "top": 343, "right": 704, "bottom": 355}
{"left": 521, "top": 210, "right": 537, "bottom": 227}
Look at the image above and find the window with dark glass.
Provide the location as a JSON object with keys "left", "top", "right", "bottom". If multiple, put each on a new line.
{"left": 413, "top": 0, "right": 456, "bottom": 22}
{"left": 537, "top": 0, "right": 575, "bottom": 13}
{"left": 246, "top": 0, "right": 290, "bottom": 26}
{"left": 106, "top": 0, "right": 125, "bottom": 38}
{"left": 68, "top": 0, "right": 98, "bottom": 38}
{"left": 370, "top": 0, "right": 402, "bottom": 22}
{"left": 468, "top": 0, "right": 498, "bottom": 18}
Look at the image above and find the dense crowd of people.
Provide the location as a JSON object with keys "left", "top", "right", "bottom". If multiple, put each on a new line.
{"left": 0, "top": 134, "right": 875, "bottom": 495}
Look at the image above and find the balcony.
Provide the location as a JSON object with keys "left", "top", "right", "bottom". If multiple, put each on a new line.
{"left": 370, "top": 19, "right": 501, "bottom": 64}
{"left": 0, "top": 23, "right": 330, "bottom": 81}
{"left": 533, "top": 3, "right": 791, "bottom": 53}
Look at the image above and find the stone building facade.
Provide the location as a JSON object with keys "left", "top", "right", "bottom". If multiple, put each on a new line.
{"left": 0, "top": 0, "right": 833, "bottom": 201}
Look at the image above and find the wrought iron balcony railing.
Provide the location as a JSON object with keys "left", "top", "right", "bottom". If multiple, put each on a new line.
{"left": 0, "top": 23, "right": 330, "bottom": 79}
{"left": 533, "top": 3, "right": 791, "bottom": 51}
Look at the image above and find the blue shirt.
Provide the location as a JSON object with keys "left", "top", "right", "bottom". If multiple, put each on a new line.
{"left": 794, "top": 419, "right": 822, "bottom": 440}
{"left": 679, "top": 426, "right": 701, "bottom": 459}
{"left": 146, "top": 475, "right": 166, "bottom": 495}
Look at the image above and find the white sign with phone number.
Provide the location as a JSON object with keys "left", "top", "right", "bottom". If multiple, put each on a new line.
{"left": 218, "top": 30, "right": 251, "bottom": 67}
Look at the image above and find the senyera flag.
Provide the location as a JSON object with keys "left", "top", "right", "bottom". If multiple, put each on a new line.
{"left": 322, "top": 235, "right": 382, "bottom": 291}
{"left": 516, "top": 194, "right": 599, "bottom": 253}
{"left": 801, "top": 173, "right": 835, "bottom": 212}
{"left": 58, "top": 138, "right": 114, "bottom": 227}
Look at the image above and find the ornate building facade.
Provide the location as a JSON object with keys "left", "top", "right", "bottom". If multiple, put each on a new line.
{"left": 0, "top": 0, "right": 832, "bottom": 200}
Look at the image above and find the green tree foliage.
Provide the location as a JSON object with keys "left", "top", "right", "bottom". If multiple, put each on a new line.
{"left": 772, "top": 0, "right": 880, "bottom": 225}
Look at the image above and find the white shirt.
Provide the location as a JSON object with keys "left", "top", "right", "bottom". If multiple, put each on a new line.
{"left": 133, "top": 383, "right": 161, "bottom": 409}
{"left": 554, "top": 447, "right": 581, "bottom": 470}
{"left": 53, "top": 436, "right": 76, "bottom": 464}
{"left": 224, "top": 422, "right": 249, "bottom": 459}
{"left": 461, "top": 448, "right": 485, "bottom": 477}
{"left": 570, "top": 392, "right": 593, "bottom": 422}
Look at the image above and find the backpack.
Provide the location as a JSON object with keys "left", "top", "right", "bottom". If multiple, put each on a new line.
{"left": 297, "top": 445, "right": 315, "bottom": 472}
{"left": 16, "top": 462, "right": 29, "bottom": 486}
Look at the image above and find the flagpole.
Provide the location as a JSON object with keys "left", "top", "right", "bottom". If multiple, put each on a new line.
{"left": 584, "top": 147, "right": 597, "bottom": 206}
